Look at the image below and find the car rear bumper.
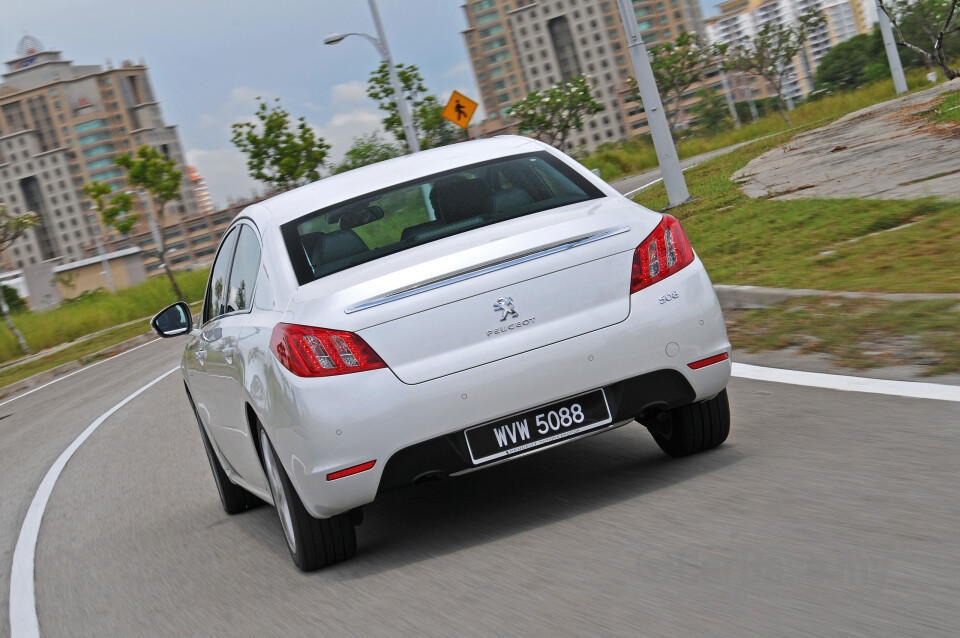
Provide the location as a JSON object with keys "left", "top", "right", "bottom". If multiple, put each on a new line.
{"left": 266, "top": 258, "right": 731, "bottom": 518}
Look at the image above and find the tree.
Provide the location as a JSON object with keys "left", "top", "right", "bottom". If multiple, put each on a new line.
{"left": 0, "top": 203, "right": 39, "bottom": 354}
{"left": 367, "top": 62, "right": 463, "bottom": 150}
{"left": 333, "top": 132, "right": 402, "bottom": 174}
{"left": 506, "top": 76, "right": 603, "bottom": 150}
{"left": 629, "top": 33, "right": 725, "bottom": 132}
{"left": 115, "top": 145, "right": 185, "bottom": 301}
{"left": 728, "top": 12, "right": 827, "bottom": 125}
{"left": 688, "top": 88, "right": 732, "bottom": 136}
{"left": 879, "top": 0, "right": 959, "bottom": 79}
{"left": 814, "top": 30, "right": 893, "bottom": 93}
{"left": 231, "top": 97, "right": 330, "bottom": 191}
{"left": 84, "top": 181, "right": 136, "bottom": 234}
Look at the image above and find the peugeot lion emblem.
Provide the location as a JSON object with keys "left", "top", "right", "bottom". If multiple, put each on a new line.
{"left": 493, "top": 297, "right": 519, "bottom": 322}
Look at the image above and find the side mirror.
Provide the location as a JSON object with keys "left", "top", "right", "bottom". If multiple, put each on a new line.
{"left": 151, "top": 301, "right": 193, "bottom": 338}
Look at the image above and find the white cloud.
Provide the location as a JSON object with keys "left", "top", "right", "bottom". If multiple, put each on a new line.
{"left": 330, "top": 81, "right": 370, "bottom": 109}
{"left": 317, "top": 110, "right": 385, "bottom": 163}
{"left": 223, "top": 86, "right": 279, "bottom": 112}
{"left": 444, "top": 61, "right": 470, "bottom": 79}
{"left": 302, "top": 101, "right": 324, "bottom": 112}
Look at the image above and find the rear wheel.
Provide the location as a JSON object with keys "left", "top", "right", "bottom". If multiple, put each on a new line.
{"left": 648, "top": 389, "right": 730, "bottom": 457}
{"left": 188, "top": 393, "right": 261, "bottom": 514}
{"left": 258, "top": 426, "right": 357, "bottom": 571}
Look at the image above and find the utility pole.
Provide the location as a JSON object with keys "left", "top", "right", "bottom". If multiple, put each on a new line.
{"left": 324, "top": 0, "right": 421, "bottom": 153}
{"left": 86, "top": 208, "right": 115, "bottom": 292}
{"left": 367, "top": 0, "right": 420, "bottom": 153}
{"left": 615, "top": 0, "right": 689, "bottom": 207}
{"left": 877, "top": 0, "right": 908, "bottom": 95}
{"left": 718, "top": 62, "right": 741, "bottom": 128}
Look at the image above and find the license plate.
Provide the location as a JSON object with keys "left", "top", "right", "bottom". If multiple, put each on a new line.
{"left": 464, "top": 389, "right": 612, "bottom": 465}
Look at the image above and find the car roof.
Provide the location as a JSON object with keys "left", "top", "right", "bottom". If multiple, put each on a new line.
{"left": 240, "top": 135, "right": 559, "bottom": 229}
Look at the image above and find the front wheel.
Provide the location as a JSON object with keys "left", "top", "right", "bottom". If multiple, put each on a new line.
{"left": 648, "top": 389, "right": 730, "bottom": 457}
{"left": 188, "top": 392, "right": 261, "bottom": 514}
{"left": 258, "top": 427, "right": 357, "bottom": 571}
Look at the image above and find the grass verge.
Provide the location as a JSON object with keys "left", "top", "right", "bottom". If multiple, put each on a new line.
{"left": 931, "top": 89, "right": 960, "bottom": 124}
{"left": 0, "top": 321, "right": 154, "bottom": 390}
{"left": 582, "top": 69, "right": 946, "bottom": 182}
{"left": 0, "top": 268, "right": 209, "bottom": 364}
{"left": 726, "top": 297, "right": 960, "bottom": 376}
{"left": 633, "top": 135, "right": 960, "bottom": 293}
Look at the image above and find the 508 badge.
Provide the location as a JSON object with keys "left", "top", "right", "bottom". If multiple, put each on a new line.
{"left": 659, "top": 291, "right": 680, "bottom": 304}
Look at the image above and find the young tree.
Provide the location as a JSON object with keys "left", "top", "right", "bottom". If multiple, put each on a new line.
{"left": 878, "top": 0, "right": 959, "bottom": 79}
{"left": 629, "top": 33, "right": 726, "bottom": 132}
{"left": 84, "top": 181, "right": 136, "bottom": 234}
{"left": 333, "top": 132, "right": 402, "bottom": 174}
{"left": 0, "top": 203, "right": 39, "bottom": 353}
{"left": 688, "top": 88, "right": 732, "bottom": 135}
{"left": 506, "top": 76, "right": 603, "bottom": 150}
{"left": 231, "top": 97, "right": 330, "bottom": 191}
{"left": 728, "top": 12, "right": 827, "bottom": 125}
{"left": 115, "top": 145, "right": 185, "bottom": 301}
{"left": 367, "top": 62, "right": 463, "bottom": 150}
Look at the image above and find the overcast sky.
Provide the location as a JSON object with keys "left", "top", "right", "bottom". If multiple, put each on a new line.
{"left": 2, "top": 1, "right": 720, "bottom": 208}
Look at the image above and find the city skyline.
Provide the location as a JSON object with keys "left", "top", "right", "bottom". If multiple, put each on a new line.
{"left": 3, "top": 1, "right": 731, "bottom": 209}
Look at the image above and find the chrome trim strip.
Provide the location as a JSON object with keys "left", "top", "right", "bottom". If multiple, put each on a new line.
{"left": 344, "top": 225, "right": 631, "bottom": 314}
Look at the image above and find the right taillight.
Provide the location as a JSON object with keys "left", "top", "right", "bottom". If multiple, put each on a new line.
{"left": 630, "top": 214, "right": 694, "bottom": 294}
{"left": 270, "top": 323, "right": 385, "bottom": 377}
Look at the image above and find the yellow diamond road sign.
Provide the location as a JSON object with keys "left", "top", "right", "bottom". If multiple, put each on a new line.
{"left": 442, "top": 91, "right": 478, "bottom": 129}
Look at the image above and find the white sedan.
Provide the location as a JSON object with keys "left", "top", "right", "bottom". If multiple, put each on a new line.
{"left": 152, "top": 136, "right": 732, "bottom": 571}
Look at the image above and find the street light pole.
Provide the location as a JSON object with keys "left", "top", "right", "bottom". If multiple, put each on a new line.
{"left": 367, "top": 0, "right": 420, "bottom": 153}
{"left": 717, "top": 61, "right": 741, "bottom": 129}
{"left": 128, "top": 190, "right": 164, "bottom": 262}
{"left": 324, "top": 0, "right": 421, "bottom": 154}
{"left": 877, "top": 0, "right": 908, "bottom": 95}
{"left": 615, "top": 0, "right": 689, "bottom": 207}
{"left": 86, "top": 208, "right": 115, "bottom": 292}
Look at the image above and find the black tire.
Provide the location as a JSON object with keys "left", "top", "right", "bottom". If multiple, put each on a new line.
{"left": 187, "top": 391, "right": 261, "bottom": 514}
{"left": 648, "top": 389, "right": 730, "bottom": 458}
{"left": 259, "top": 426, "right": 357, "bottom": 571}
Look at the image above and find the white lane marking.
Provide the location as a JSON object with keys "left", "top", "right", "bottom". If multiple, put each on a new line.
{"left": 9, "top": 366, "right": 179, "bottom": 638}
{"left": 733, "top": 363, "right": 960, "bottom": 403}
{"left": 0, "top": 339, "right": 159, "bottom": 409}
{"left": 622, "top": 162, "right": 701, "bottom": 198}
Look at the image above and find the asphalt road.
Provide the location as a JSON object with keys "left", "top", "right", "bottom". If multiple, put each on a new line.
{"left": 3, "top": 338, "right": 959, "bottom": 637}
{"left": 609, "top": 141, "right": 756, "bottom": 196}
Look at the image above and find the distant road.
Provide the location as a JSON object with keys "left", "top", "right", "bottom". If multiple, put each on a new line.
{"left": 610, "top": 140, "right": 757, "bottom": 197}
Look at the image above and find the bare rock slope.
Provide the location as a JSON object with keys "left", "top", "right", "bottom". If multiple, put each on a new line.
{"left": 734, "top": 79, "right": 960, "bottom": 201}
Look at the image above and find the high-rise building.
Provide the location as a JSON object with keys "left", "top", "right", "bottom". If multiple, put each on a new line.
{"left": 705, "top": 0, "right": 869, "bottom": 101}
{"left": 188, "top": 166, "right": 213, "bottom": 216}
{"left": 462, "top": 0, "right": 706, "bottom": 153}
{"left": 0, "top": 36, "right": 200, "bottom": 271}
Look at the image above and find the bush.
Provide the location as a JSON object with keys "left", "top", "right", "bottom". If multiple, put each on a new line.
{"left": 2, "top": 285, "right": 26, "bottom": 312}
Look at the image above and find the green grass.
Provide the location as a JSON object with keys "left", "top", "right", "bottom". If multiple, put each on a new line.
{"left": 633, "top": 134, "right": 960, "bottom": 293}
{"left": 931, "top": 89, "right": 960, "bottom": 124}
{"left": 727, "top": 297, "right": 960, "bottom": 376}
{"left": 0, "top": 321, "right": 155, "bottom": 389}
{"left": 0, "top": 268, "right": 209, "bottom": 364}
{"left": 582, "top": 69, "right": 946, "bottom": 182}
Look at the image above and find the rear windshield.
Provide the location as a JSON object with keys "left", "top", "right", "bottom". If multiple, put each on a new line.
{"left": 280, "top": 151, "right": 605, "bottom": 285}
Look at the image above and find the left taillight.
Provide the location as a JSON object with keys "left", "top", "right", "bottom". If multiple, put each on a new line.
{"left": 270, "top": 323, "right": 386, "bottom": 377}
{"left": 630, "top": 214, "right": 694, "bottom": 294}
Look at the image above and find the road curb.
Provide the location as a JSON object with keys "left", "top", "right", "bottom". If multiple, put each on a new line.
{"left": 0, "top": 332, "right": 155, "bottom": 401}
{"left": 1, "top": 285, "right": 957, "bottom": 401}
{"left": 714, "top": 284, "right": 960, "bottom": 310}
